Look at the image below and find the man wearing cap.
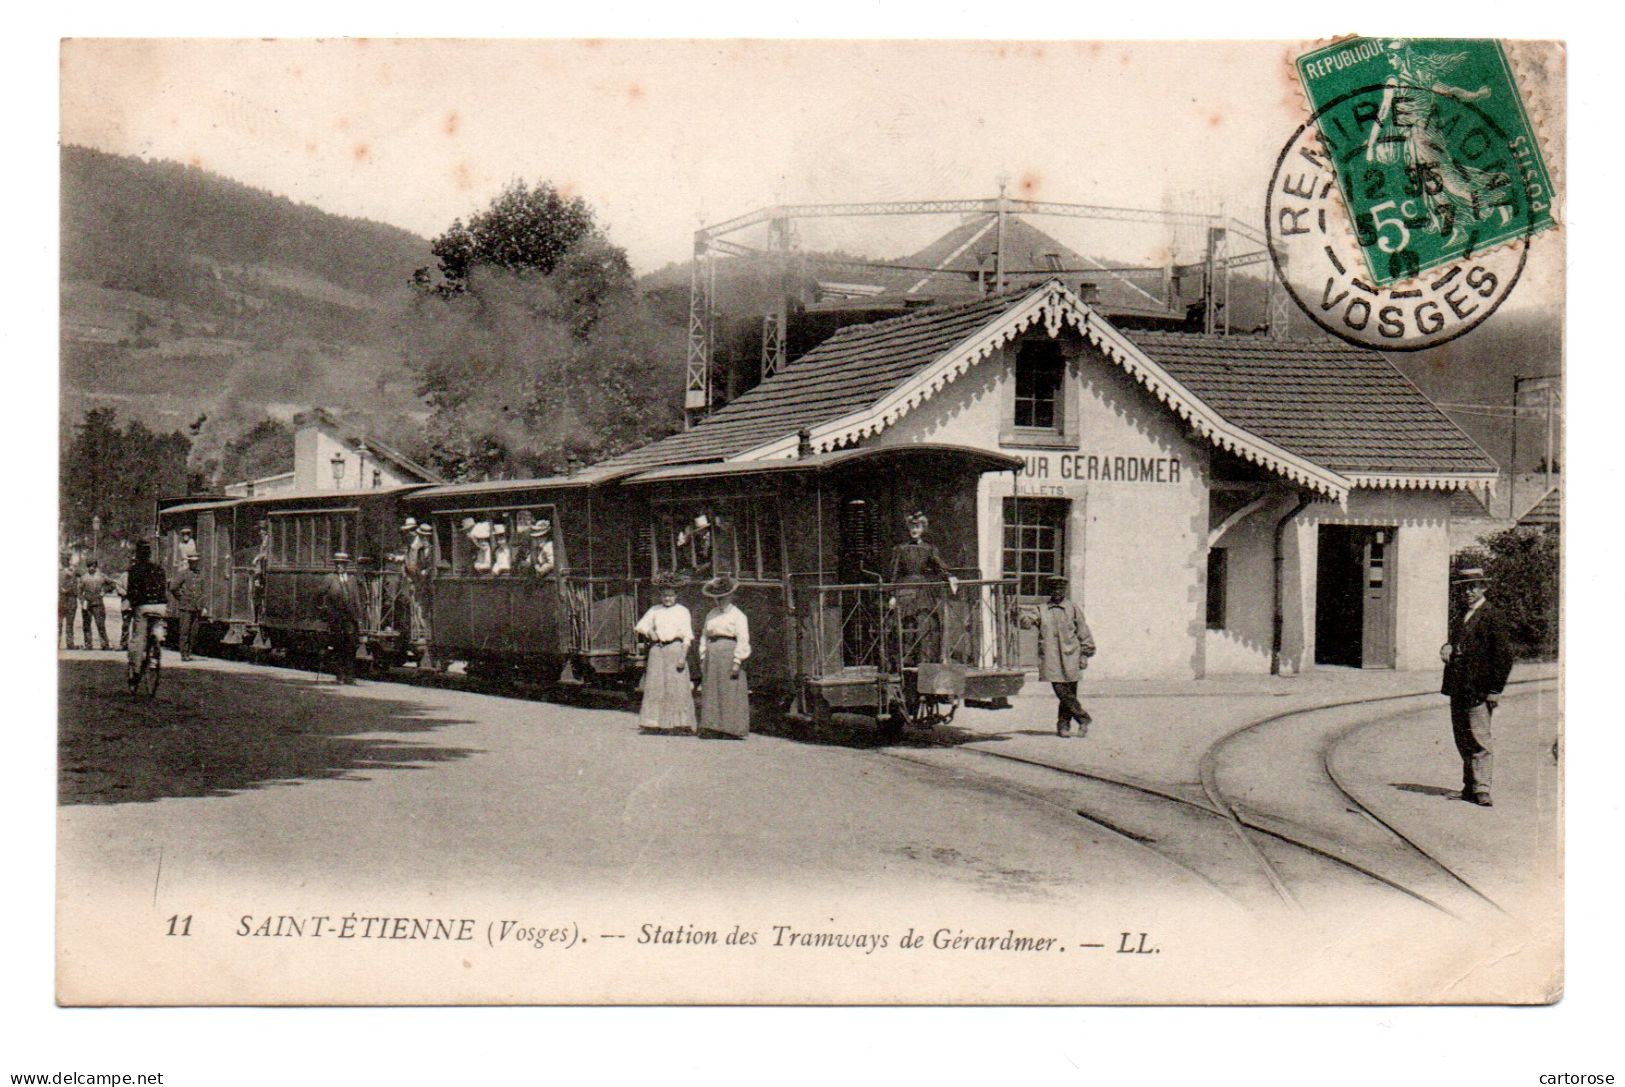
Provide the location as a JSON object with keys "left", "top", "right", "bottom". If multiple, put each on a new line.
{"left": 59, "top": 550, "right": 80, "bottom": 650}
{"left": 169, "top": 552, "right": 207, "bottom": 660}
{"left": 124, "top": 541, "right": 169, "bottom": 677}
{"left": 174, "top": 526, "right": 198, "bottom": 572}
{"left": 528, "top": 520, "right": 555, "bottom": 578}
{"left": 404, "top": 522, "right": 437, "bottom": 668}
{"left": 76, "top": 557, "right": 115, "bottom": 651}
{"left": 1440, "top": 565, "right": 1514, "bottom": 807}
{"left": 317, "top": 552, "right": 367, "bottom": 684}
{"left": 1022, "top": 575, "right": 1097, "bottom": 737}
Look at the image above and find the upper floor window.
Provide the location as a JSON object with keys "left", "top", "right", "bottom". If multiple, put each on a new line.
{"left": 1013, "top": 339, "right": 1065, "bottom": 431}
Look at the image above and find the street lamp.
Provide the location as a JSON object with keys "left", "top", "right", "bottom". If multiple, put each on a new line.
{"left": 330, "top": 451, "right": 346, "bottom": 489}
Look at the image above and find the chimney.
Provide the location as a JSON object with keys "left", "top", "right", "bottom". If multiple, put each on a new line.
{"left": 797, "top": 429, "right": 814, "bottom": 459}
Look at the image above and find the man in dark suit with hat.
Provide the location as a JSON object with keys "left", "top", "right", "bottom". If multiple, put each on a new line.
{"left": 317, "top": 551, "right": 368, "bottom": 685}
{"left": 1440, "top": 564, "right": 1514, "bottom": 806}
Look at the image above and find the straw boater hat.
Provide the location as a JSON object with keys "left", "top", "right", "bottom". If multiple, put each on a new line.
{"left": 1452, "top": 565, "right": 1491, "bottom": 584}
{"left": 416, "top": 523, "right": 434, "bottom": 536}
{"left": 906, "top": 510, "right": 929, "bottom": 527}
{"left": 702, "top": 574, "right": 739, "bottom": 599}
{"left": 493, "top": 523, "right": 507, "bottom": 536}
{"left": 186, "top": 552, "right": 200, "bottom": 564}
{"left": 530, "top": 520, "right": 551, "bottom": 536}
{"left": 652, "top": 571, "right": 684, "bottom": 591}
{"left": 402, "top": 517, "right": 418, "bottom": 531}
{"left": 333, "top": 551, "right": 351, "bottom": 563}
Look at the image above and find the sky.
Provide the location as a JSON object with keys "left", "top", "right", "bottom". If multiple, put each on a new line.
{"left": 62, "top": 39, "right": 1349, "bottom": 274}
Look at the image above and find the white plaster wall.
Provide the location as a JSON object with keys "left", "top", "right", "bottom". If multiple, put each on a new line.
{"left": 293, "top": 424, "right": 416, "bottom": 493}
{"left": 873, "top": 331, "right": 1210, "bottom": 679}
{"left": 1299, "top": 489, "right": 1454, "bottom": 672}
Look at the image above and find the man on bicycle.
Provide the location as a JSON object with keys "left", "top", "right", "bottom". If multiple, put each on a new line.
{"left": 125, "top": 541, "right": 169, "bottom": 680}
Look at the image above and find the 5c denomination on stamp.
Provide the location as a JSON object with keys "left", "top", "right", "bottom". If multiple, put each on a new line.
{"left": 1268, "top": 79, "right": 1534, "bottom": 351}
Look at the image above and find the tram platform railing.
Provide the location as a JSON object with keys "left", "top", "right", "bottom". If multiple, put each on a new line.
{"left": 795, "top": 577, "right": 1021, "bottom": 679}
{"left": 561, "top": 575, "right": 642, "bottom": 662}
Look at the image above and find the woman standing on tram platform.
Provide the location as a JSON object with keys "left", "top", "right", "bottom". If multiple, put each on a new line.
{"left": 634, "top": 571, "right": 696, "bottom": 732}
{"left": 698, "top": 575, "right": 751, "bottom": 740}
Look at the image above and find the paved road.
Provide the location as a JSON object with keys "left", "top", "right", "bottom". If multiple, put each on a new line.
{"left": 59, "top": 651, "right": 1192, "bottom": 907}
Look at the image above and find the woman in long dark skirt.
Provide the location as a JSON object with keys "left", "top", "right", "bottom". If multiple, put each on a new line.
{"left": 698, "top": 574, "right": 751, "bottom": 739}
{"left": 634, "top": 572, "right": 696, "bottom": 732}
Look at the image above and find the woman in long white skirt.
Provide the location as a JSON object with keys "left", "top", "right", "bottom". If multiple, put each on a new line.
{"left": 634, "top": 572, "right": 696, "bottom": 731}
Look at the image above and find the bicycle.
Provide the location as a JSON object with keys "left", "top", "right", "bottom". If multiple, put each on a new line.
{"left": 128, "top": 604, "right": 167, "bottom": 698}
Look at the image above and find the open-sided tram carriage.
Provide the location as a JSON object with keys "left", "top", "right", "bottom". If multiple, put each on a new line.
{"left": 157, "top": 444, "right": 1027, "bottom": 730}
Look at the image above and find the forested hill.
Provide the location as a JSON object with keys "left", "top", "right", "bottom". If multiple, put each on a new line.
{"left": 60, "top": 145, "right": 433, "bottom": 443}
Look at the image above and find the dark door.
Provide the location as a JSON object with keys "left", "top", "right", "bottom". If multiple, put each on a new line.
{"left": 1003, "top": 497, "right": 1069, "bottom": 669}
{"left": 1315, "top": 525, "right": 1397, "bottom": 668}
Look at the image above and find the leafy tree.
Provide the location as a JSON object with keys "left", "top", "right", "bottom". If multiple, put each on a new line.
{"left": 218, "top": 418, "right": 295, "bottom": 484}
{"left": 414, "top": 180, "right": 599, "bottom": 295}
{"left": 60, "top": 408, "right": 192, "bottom": 563}
{"left": 1452, "top": 527, "right": 1560, "bottom": 660}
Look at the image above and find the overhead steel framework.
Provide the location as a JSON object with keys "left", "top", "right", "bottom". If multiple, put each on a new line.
{"left": 683, "top": 193, "right": 1281, "bottom": 426}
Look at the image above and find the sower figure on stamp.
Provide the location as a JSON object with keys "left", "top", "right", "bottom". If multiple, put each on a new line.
{"left": 317, "top": 551, "right": 367, "bottom": 685}
{"left": 169, "top": 552, "right": 206, "bottom": 660}
{"left": 1440, "top": 564, "right": 1514, "bottom": 807}
{"left": 1020, "top": 575, "right": 1096, "bottom": 737}
{"left": 77, "top": 558, "right": 113, "bottom": 651}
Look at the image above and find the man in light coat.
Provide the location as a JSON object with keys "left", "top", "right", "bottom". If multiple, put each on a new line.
{"left": 1024, "top": 575, "right": 1097, "bottom": 737}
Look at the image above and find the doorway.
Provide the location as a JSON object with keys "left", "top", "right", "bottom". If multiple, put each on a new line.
{"left": 1314, "top": 525, "right": 1397, "bottom": 668}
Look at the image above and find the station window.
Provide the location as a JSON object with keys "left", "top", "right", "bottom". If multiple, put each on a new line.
{"left": 1002, "top": 497, "right": 1068, "bottom": 597}
{"left": 1013, "top": 339, "right": 1065, "bottom": 431}
{"left": 431, "top": 507, "right": 561, "bottom": 577}
{"left": 1206, "top": 548, "right": 1228, "bottom": 630}
{"left": 650, "top": 497, "right": 783, "bottom": 581}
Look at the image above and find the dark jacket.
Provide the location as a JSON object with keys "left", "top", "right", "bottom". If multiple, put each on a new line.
{"left": 169, "top": 567, "right": 206, "bottom": 611}
{"left": 126, "top": 561, "right": 169, "bottom": 609}
{"left": 317, "top": 572, "right": 367, "bottom": 631}
{"left": 1441, "top": 599, "right": 1514, "bottom": 704}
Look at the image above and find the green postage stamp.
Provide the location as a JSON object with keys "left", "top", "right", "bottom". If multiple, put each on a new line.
{"left": 1294, "top": 38, "right": 1556, "bottom": 287}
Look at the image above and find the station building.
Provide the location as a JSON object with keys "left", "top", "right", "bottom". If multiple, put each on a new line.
{"left": 605, "top": 280, "right": 1497, "bottom": 679}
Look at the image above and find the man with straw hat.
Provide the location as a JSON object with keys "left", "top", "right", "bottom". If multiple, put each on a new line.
{"left": 1440, "top": 564, "right": 1514, "bottom": 807}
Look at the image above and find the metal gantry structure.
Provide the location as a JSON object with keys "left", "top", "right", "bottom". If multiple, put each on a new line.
{"left": 684, "top": 194, "right": 1283, "bottom": 426}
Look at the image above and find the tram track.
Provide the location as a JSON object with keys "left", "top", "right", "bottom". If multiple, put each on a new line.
{"left": 898, "top": 676, "right": 1554, "bottom": 921}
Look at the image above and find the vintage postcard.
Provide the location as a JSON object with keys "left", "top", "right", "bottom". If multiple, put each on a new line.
{"left": 57, "top": 38, "right": 1565, "bottom": 1006}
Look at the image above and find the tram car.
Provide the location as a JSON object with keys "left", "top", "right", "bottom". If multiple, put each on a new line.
{"left": 158, "top": 444, "right": 1028, "bottom": 730}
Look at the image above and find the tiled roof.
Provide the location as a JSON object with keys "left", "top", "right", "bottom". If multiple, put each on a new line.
{"left": 602, "top": 283, "right": 1496, "bottom": 485}
{"left": 1518, "top": 484, "right": 1561, "bottom": 525}
{"left": 1449, "top": 488, "right": 1494, "bottom": 519}
{"left": 600, "top": 290, "right": 1030, "bottom": 470}
{"left": 1131, "top": 333, "right": 1498, "bottom": 477}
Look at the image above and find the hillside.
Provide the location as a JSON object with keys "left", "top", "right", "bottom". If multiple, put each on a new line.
{"left": 60, "top": 146, "right": 434, "bottom": 447}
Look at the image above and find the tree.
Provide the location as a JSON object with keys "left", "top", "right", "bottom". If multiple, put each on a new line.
{"left": 414, "top": 180, "right": 599, "bottom": 295}
{"left": 401, "top": 263, "right": 682, "bottom": 481}
{"left": 60, "top": 408, "right": 191, "bottom": 561}
{"left": 1452, "top": 527, "right": 1560, "bottom": 660}
{"left": 218, "top": 418, "right": 295, "bottom": 484}
{"left": 400, "top": 182, "right": 684, "bottom": 481}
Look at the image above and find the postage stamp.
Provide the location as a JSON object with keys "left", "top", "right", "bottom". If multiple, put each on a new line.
{"left": 1293, "top": 38, "right": 1556, "bottom": 286}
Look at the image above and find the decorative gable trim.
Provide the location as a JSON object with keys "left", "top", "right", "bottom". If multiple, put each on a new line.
{"left": 735, "top": 280, "right": 1354, "bottom": 499}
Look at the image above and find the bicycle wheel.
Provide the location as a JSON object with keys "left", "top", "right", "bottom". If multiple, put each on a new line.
{"left": 138, "top": 646, "right": 161, "bottom": 698}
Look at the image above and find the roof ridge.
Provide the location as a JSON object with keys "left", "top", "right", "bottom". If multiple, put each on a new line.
{"left": 802, "top": 283, "right": 1035, "bottom": 346}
